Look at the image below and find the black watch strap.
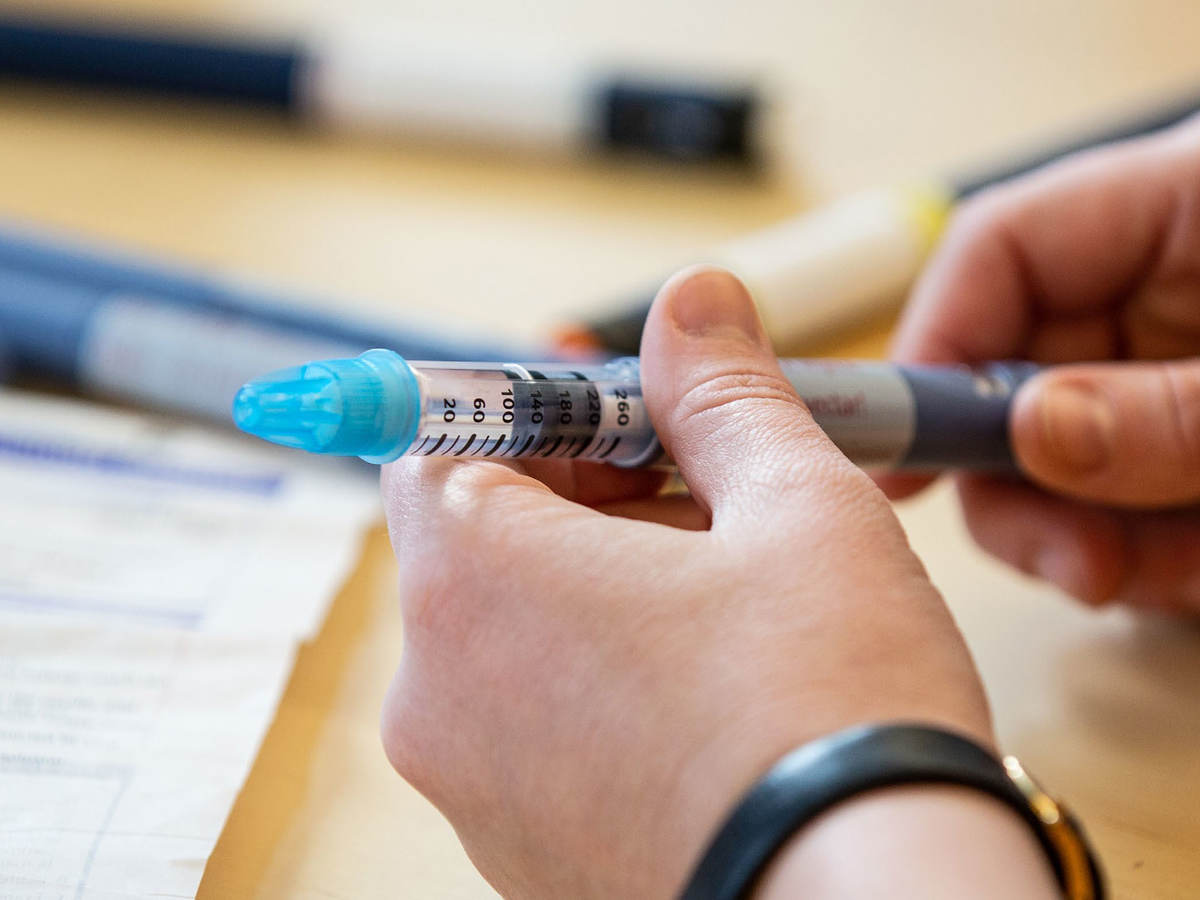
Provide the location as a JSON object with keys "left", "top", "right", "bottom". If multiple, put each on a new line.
{"left": 679, "top": 722, "right": 1104, "bottom": 900}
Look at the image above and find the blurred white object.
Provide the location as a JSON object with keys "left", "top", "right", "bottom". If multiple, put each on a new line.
{"left": 302, "top": 25, "right": 769, "bottom": 163}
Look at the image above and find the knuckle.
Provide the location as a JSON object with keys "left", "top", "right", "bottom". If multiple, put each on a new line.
{"left": 385, "top": 459, "right": 534, "bottom": 561}
{"left": 670, "top": 363, "right": 896, "bottom": 514}
{"left": 673, "top": 366, "right": 802, "bottom": 437}
{"left": 379, "top": 697, "right": 416, "bottom": 775}
{"left": 945, "top": 187, "right": 1011, "bottom": 242}
{"left": 380, "top": 692, "right": 444, "bottom": 804}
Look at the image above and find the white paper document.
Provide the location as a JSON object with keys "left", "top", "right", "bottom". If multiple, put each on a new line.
{"left": 0, "top": 389, "right": 379, "bottom": 638}
{"left": 0, "top": 388, "right": 381, "bottom": 898}
{"left": 0, "top": 627, "right": 296, "bottom": 900}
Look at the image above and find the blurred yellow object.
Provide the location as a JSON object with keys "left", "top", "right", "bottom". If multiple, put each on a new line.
{"left": 904, "top": 181, "right": 955, "bottom": 255}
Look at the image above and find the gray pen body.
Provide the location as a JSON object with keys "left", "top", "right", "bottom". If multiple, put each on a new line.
{"left": 779, "top": 361, "right": 1039, "bottom": 470}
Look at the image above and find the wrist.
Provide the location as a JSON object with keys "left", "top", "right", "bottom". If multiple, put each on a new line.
{"left": 753, "top": 785, "right": 1060, "bottom": 900}
{"left": 664, "top": 708, "right": 994, "bottom": 896}
{"left": 677, "top": 722, "right": 1103, "bottom": 900}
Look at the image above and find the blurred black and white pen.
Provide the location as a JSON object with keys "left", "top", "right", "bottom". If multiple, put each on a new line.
{"left": 0, "top": 16, "right": 769, "bottom": 165}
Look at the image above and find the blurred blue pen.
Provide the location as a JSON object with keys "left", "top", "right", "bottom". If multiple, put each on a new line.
{"left": 0, "top": 223, "right": 527, "bottom": 421}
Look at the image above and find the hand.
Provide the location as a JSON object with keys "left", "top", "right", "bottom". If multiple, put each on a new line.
{"left": 887, "top": 117, "right": 1200, "bottom": 613}
{"left": 379, "top": 267, "right": 1000, "bottom": 897}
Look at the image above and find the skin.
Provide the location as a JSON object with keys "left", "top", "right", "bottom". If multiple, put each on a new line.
{"left": 886, "top": 116, "right": 1200, "bottom": 612}
{"left": 380, "top": 267, "right": 1057, "bottom": 898}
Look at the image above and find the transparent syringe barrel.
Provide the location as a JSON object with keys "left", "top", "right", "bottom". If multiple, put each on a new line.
{"left": 406, "top": 358, "right": 661, "bottom": 467}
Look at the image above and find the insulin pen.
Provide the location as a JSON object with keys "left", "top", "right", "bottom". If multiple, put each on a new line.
{"left": 233, "top": 350, "right": 1040, "bottom": 470}
{"left": 0, "top": 18, "right": 762, "bottom": 165}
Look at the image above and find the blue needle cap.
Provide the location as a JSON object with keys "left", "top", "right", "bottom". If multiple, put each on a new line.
{"left": 232, "top": 349, "right": 420, "bottom": 462}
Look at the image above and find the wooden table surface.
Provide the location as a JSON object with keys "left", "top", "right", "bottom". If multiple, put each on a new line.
{"left": 4, "top": 1, "right": 1200, "bottom": 897}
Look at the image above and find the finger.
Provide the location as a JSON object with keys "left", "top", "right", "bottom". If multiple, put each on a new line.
{"left": 956, "top": 474, "right": 1128, "bottom": 606}
{"left": 1108, "top": 510, "right": 1200, "bottom": 614}
{"left": 892, "top": 124, "right": 1187, "bottom": 366}
{"left": 639, "top": 265, "right": 869, "bottom": 529}
{"left": 1011, "top": 360, "right": 1200, "bottom": 507}
{"left": 381, "top": 456, "right": 586, "bottom": 570}
{"left": 958, "top": 475, "right": 1200, "bottom": 614}
{"left": 1108, "top": 511, "right": 1200, "bottom": 614}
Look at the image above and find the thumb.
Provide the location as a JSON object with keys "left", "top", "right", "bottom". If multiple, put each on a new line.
{"left": 639, "top": 266, "right": 864, "bottom": 528}
{"left": 1013, "top": 361, "right": 1200, "bottom": 507}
